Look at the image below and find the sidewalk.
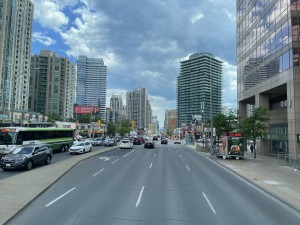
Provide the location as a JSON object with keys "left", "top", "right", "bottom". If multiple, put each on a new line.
{"left": 187, "top": 143, "right": 300, "bottom": 213}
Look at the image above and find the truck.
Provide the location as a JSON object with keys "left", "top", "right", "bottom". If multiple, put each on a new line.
{"left": 216, "top": 133, "right": 244, "bottom": 160}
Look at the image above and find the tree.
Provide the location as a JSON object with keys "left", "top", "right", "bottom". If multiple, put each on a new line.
{"left": 107, "top": 122, "right": 116, "bottom": 137}
{"left": 119, "top": 119, "right": 132, "bottom": 137}
{"left": 46, "top": 114, "right": 61, "bottom": 122}
{"left": 239, "top": 107, "right": 270, "bottom": 158}
{"left": 213, "top": 109, "right": 238, "bottom": 139}
{"left": 77, "top": 114, "right": 92, "bottom": 123}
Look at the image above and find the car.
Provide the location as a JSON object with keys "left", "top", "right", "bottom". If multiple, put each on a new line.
{"left": 120, "top": 139, "right": 133, "bottom": 149}
{"left": 133, "top": 138, "right": 143, "bottom": 145}
{"left": 174, "top": 138, "right": 181, "bottom": 144}
{"left": 69, "top": 141, "right": 92, "bottom": 154}
{"left": 161, "top": 138, "right": 168, "bottom": 144}
{"left": 0, "top": 143, "right": 53, "bottom": 170}
{"left": 152, "top": 136, "right": 158, "bottom": 141}
{"left": 144, "top": 140, "right": 155, "bottom": 148}
{"left": 104, "top": 139, "right": 117, "bottom": 146}
{"left": 92, "top": 138, "right": 104, "bottom": 146}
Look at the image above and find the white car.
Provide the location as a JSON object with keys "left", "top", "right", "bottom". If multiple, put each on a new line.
{"left": 69, "top": 141, "right": 92, "bottom": 154}
{"left": 120, "top": 139, "right": 133, "bottom": 149}
{"left": 174, "top": 138, "right": 181, "bottom": 144}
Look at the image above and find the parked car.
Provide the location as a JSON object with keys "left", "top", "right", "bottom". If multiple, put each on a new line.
{"left": 161, "top": 138, "right": 168, "bottom": 144}
{"left": 120, "top": 139, "right": 133, "bottom": 149}
{"left": 69, "top": 141, "right": 92, "bottom": 154}
{"left": 144, "top": 140, "right": 155, "bottom": 148}
{"left": 104, "top": 139, "right": 117, "bottom": 146}
{"left": 0, "top": 143, "right": 53, "bottom": 170}
{"left": 92, "top": 138, "right": 104, "bottom": 146}
{"left": 174, "top": 138, "right": 181, "bottom": 144}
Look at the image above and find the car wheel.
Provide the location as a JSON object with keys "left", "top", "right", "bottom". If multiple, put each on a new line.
{"left": 83, "top": 149, "right": 86, "bottom": 154}
{"left": 44, "top": 156, "right": 51, "bottom": 165}
{"left": 61, "top": 145, "right": 68, "bottom": 152}
{"left": 26, "top": 160, "right": 33, "bottom": 170}
{"left": 90, "top": 147, "right": 92, "bottom": 152}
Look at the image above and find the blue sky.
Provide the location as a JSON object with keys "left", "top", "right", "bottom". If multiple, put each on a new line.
{"left": 31, "top": 0, "right": 237, "bottom": 125}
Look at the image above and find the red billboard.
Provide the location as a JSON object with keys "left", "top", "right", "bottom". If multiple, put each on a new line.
{"left": 74, "top": 106, "right": 100, "bottom": 114}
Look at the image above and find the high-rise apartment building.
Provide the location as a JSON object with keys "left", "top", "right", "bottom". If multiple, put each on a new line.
{"left": 177, "top": 53, "right": 222, "bottom": 127}
{"left": 237, "top": 0, "right": 300, "bottom": 155}
{"left": 0, "top": 0, "right": 34, "bottom": 123}
{"left": 126, "top": 87, "right": 152, "bottom": 130}
{"left": 76, "top": 56, "right": 107, "bottom": 121}
{"left": 108, "top": 95, "right": 126, "bottom": 124}
{"left": 30, "top": 50, "right": 76, "bottom": 120}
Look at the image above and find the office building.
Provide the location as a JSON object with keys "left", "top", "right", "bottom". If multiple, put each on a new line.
{"left": 236, "top": 0, "right": 300, "bottom": 154}
{"left": 126, "top": 87, "right": 152, "bottom": 130}
{"left": 151, "top": 116, "right": 159, "bottom": 134}
{"left": 76, "top": 56, "right": 107, "bottom": 121}
{"left": 0, "top": 0, "right": 34, "bottom": 123}
{"left": 177, "top": 53, "right": 222, "bottom": 127}
{"left": 30, "top": 50, "right": 76, "bottom": 120}
{"left": 164, "top": 109, "right": 178, "bottom": 134}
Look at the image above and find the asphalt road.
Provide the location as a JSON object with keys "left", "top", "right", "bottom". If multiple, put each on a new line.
{"left": 6, "top": 142, "right": 300, "bottom": 225}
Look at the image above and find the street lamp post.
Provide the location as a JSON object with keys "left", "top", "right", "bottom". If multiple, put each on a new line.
{"left": 209, "top": 58, "right": 214, "bottom": 155}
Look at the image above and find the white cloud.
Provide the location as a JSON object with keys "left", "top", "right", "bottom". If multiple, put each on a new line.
{"left": 32, "top": 0, "right": 69, "bottom": 31}
{"left": 138, "top": 40, "right": 180, "bottom": 54}
{"left": 191, "top": 12, "right": 204, "bottom": 24}
{"left": 32, "top": 32, "right": 56, "bottom": 46}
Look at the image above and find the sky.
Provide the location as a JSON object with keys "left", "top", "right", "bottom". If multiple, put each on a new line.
{"left": 31, "top": 0, "right": 237, "bottom": 126}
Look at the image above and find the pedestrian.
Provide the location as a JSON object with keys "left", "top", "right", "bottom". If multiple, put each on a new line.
{"left": 250, "top": 144, "right": 254, "bottom": 153}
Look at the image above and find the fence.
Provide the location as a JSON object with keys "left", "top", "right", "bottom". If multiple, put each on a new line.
{"left": 277, "top": 153, "right": 300, "bottom": 170}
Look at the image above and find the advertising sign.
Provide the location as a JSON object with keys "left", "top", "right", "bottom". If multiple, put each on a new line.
{"left": 74, "top": 106, "right": 100, "bottom": 114}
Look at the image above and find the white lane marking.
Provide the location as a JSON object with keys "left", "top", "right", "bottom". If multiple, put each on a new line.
{"left": 179, "top": 154, "right": 182, "bottom": 158}
{"left": 149, "top": 162, "right": 153, "bottom": 169}
{"left": 112, "top": 159, "right": 119, "bottom": 164}
{"left": 92, "top": 168, "right": 105, "bottom": 177}
{"left": 186, "top": 165, "right": 191, "bottom": 172}
{"left": 99, "top": 157, "right": 110, "bottom": 161}
{"left": 135, "top": 186, "right": 145, "bottom": 207}
{"left": 45, "top": 187, "right": 76, "bottom": 207}
{"left": 202, "top": 192, "right": 216, "bottom": 214}
{"left": 123, "top": 149, "right": 135, "bottom": 158}
{"left": 154, "top": 153, "right": 156, "bottom": 157}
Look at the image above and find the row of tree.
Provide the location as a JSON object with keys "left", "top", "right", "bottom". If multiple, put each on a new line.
{"left": 211, "top": 107, "right": 269, "bottom": 158}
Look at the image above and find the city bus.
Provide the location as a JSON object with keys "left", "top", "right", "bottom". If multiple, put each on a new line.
{"left": 0, "top": 127, "right": 75, "bottom": 157}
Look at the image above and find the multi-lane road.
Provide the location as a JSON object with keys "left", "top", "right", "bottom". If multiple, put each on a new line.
{"left": 5, "top": 141, "right": 300, "bottom": 225}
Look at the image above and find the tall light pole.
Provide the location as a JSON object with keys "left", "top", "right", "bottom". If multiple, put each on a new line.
{"left": 210, "top": 57, "right": 214, "bottom": 155}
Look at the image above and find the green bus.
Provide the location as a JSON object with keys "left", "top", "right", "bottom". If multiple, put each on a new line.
{"left": 0, "top": 127, "right": 75, "bottom": 156}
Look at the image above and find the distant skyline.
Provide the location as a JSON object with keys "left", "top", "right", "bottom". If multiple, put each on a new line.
{"left": 31, "top": 0, "right": 237, "bottom": 125}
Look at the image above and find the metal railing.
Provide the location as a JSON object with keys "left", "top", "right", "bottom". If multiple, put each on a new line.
{"left": 277, "top": 153, "right": 300, "bottom": 170}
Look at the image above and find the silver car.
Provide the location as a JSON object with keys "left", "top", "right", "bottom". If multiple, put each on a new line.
{"left": 0, "top": 143, "right": 53, "bottom": 170}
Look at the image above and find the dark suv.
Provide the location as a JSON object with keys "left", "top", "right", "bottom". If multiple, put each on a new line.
{"left": 0, "top": 143, "right": 53, "bottom": 171}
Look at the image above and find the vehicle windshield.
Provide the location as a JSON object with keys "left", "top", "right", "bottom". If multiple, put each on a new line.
{"left": 76, "top": 143, "right": 85, "bottom": 146}
{"left": 12, "top": 147, "right": 33, "bottom": 154}
{"left": 0, "top": 131, "right": 16, "bottom": 145}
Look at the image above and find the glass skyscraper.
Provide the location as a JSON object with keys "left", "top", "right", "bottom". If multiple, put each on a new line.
{"left": 177, "top": 53, "right": 222, "bottom": 127}
{"left": 76, "top": 56, "right": 107, "bottom": 121}
{"left": 237, "top": 0, "right": 300, "bottom": 155}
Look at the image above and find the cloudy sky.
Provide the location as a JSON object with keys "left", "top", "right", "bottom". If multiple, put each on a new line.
{"left": 31, "top": 0, "right": 237, "bottom": 125}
